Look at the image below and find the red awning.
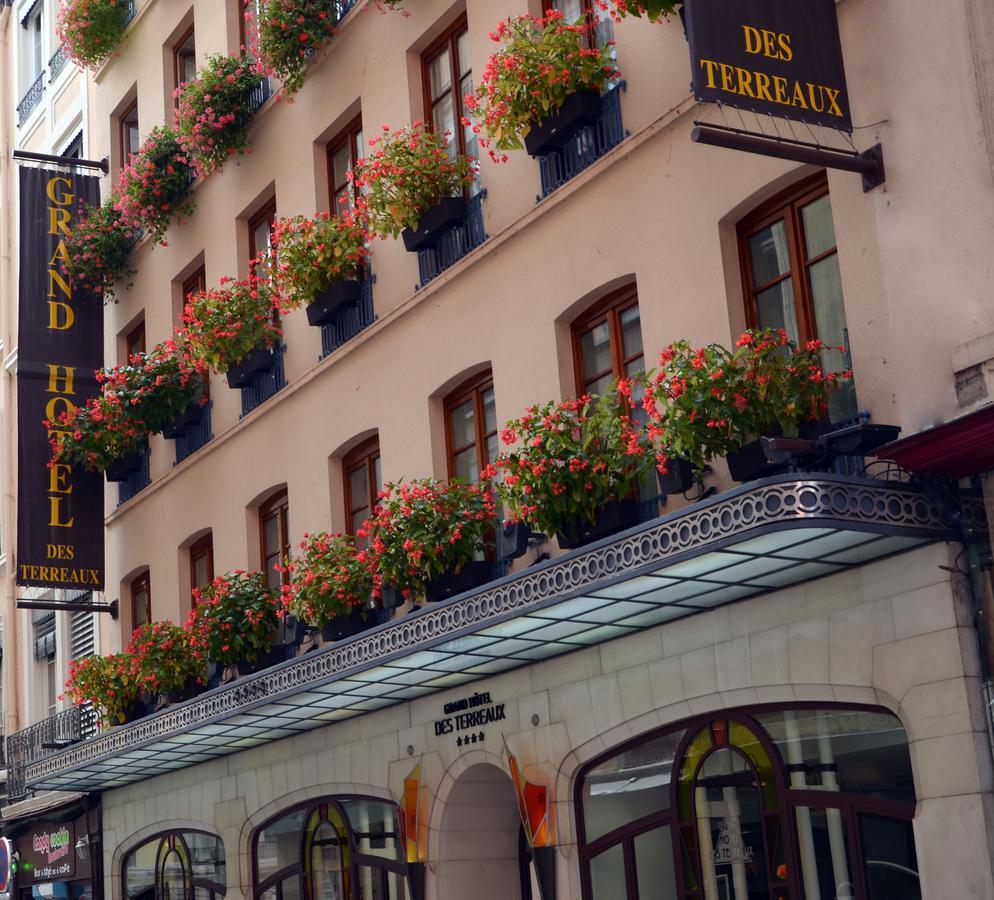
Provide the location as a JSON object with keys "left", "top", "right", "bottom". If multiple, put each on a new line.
{"left": 875, "top": 405, "right": 994, "bottom": 478}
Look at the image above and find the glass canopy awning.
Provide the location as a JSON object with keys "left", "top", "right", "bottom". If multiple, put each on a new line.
{"left": 19, "top": 475, "right": 980, "bottom": 793}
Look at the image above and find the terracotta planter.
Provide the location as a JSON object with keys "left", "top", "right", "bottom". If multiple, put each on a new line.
{"left": 161, "top": 399, "right": 205, "bottom": 439}
{"left": 657, "top": 458, "right": 695, "bottom": 495}
{"left": 225, "top": 346, "right": 273, "bottom": 389}
{"left": 402, "top": 197, "right": 467, "bottom": 252}
{"left": 424, "top": 560, "right": 495, "bottom": 603}
{"left": 525, "top": 89, "right": 601, "bottom": 157}
{"left": 557, "top": 499, "right": 641, "bottom": 550}
{"left": 105, "top": 447, "right": 146, "bottom": 482}
{"left": 306, "top": 280, "right": 362, "bottom": 327}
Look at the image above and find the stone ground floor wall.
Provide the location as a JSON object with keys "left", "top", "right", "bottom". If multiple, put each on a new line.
{"left": 101, "top": 541, "right": 994, "bottom": 900}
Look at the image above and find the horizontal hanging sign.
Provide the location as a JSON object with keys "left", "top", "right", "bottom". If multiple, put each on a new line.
{"left": 16, "top": 167, "right": 105, "bottom": 591}
{"left": 685, "top": 0, "right": 853, "bottom": 132}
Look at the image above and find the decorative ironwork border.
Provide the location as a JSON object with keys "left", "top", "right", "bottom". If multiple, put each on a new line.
{"left": 21, "top": 476, "right": 972, "bottom": 787}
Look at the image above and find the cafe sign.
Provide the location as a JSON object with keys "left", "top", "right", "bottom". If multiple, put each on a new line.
{"left": 685, "top": 0, "right": 853, "bottom": 132}
{"left": 20, "top": 823, "right": 75, "bottom": 881}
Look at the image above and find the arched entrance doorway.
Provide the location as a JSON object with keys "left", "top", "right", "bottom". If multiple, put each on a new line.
{"left": 436, "top": 763, "right": 524, "bottom": 900}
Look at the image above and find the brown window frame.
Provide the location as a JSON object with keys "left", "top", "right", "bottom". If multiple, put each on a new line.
{"left": 131, "top": 571, "right": 152, "bottom": 629}
{"left": 173, "top": 25, "right": 197, "bottom": 108}
{"left": 238, "top": 0, "right": 262, "bottom": 55}
{"left": 443, "top": 371, "right": 497, "bottom": 482}
{"left": 189, "top": 533, "right": 214, "bottom": 600}
{"left": 421, "top": 15, "right": 472, "bottom": 157}
{"left": 327, "top": 115, "right": 364, "bottom": 215}
{"left": 259, "top": 490, "right": 290, "bottom": 588}
{"left": 542, "top": 0, "right": 598, "bottom": 47}
{"left": 571, "top": 286, "right": 643, "bottom": 396}
{"left": 248, "top": 198, "right": 277, "bottom": 262}
{"left": 343, "top": 437, "right": 381, "bottom": 539}
{"left": 182, "top": 266, "right": 207, "bottom": 307}
{"left": 119, "top": 98, "right": 140, "bottom": 167}
{"left": 125, "top": 320, "right": 146, "bottom": 364}
{"left": 736, "top": 172, "right": 837, "bottom": 347}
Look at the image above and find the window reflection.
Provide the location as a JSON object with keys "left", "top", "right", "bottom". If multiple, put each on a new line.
{"left": 124, "top": 832, "right": 225, "bottom": 900}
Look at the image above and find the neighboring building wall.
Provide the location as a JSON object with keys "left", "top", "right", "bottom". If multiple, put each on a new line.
{"left": 99, "top": 543, "right": 994, "bottom": 900}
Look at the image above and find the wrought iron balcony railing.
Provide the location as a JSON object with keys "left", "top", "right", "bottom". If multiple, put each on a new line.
{"left": 174, "top": 401, "right": 213, "bottom": 464}
{"left": 320, "top": 278, "right": 377, "bottom": 359}
{"left": 245, "top": 77, "right": 272, "bottom": 117}
{"left": 416, "top": 190, "right": 488, "bottom": 289}
{"left": 6, "top": 705, "right": 96, "bottom": 799}
{"left": 17, "top": 71, "right": 45, "bottom": 126}
{"left": 117, "top": 447, "right": 152, "bottom": 505}
{"left": 241, "top": 345, "right": 287, "bottom": 417}
{"left": 48, "top": 43, "right": 70, "bottom": 82}
{"left": 537, "top": 82, "right": 627, "bottom": 200}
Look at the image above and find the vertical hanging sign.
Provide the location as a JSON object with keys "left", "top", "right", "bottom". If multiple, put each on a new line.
{"left": 16, "top": 167, "right": 104, "bottom": 590}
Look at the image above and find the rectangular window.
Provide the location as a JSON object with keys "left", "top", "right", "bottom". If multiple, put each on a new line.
{"left": 343, "top": 438, "right": 381, "bottom": 542}
{"left": 131, "top": 571, "right": 152, "bottom": 628}
{"left": 444, "top": 373, "right": 497, "bottom": 484}
{"left": 120, "top": 99, "right": 140, "bottom": 165}
{"left": 182, "top": 266, "right": 207, "bottom": 307}
{"left": 174, "top": 26, "right": 197, "bottom": 104}
{"left": 27, "top": 6, "right": 44, "bottom": 81}
{"left": 542, "top": 0, "right": 614, "bottom": 54}
{"left": 126, "top": 320, "right": 146, "bottom": 363}
{"left": 190, "top": 533, "right": 214, "bottom": 599}
{"left": 422, "top": 17, "right": 477, "bottom": 164}
{"left": 260, "top": 491, "right": 290, "bottom": 590}
{"left": 738, "top": 173, "right": 857, "bottom": 420}
{"left": 249, "top": 198, "right": 277, "bottom": 274}
{"left": 572, "top": 288, "right": 643, "bottom": 397}
{"left": 327, "top": 116, "right": 364, "bottom": 214}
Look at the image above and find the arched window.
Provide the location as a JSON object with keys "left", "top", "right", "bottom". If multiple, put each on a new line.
{"left": 576, "top": 706, "right": 919, "bottom": 900}
{"left": 123, "top": 831, "right": 225, "bottom": 900}
{"left": 252, "top": 797, "right": 406, "bottom": 900}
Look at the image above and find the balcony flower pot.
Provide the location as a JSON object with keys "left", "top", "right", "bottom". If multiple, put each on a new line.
{"left": 657, "top": 458, "right": 695, "bottom": 495}
{"left": 525, "top": 89, "right": 601, "bottom": 157}
{"left": 225, "top": 345, "right": 273, "bottom": 389}
{"left": 424, "top": 560, "right": 495, "bottom": 603}
{"left": 234, "top": 616, "right": 302, "bottom": 676}
{"left": 164, "top": 677, "right": 206, "bottom": 706}
{"left": 321, "top": 606, "right": 390, "bottom": 642}
{"left": 161, "top": 399, "right": 205, "bottom": 439}
{"left": 380, "top": 583, "right": 406, "bottom": 611}
{"left": 557, "top": 498, "right": 641, "bottom": 550}
{"left": 120, "top": 692, "right": 157, "bottom": 724}
{"left": 305, "top": 280, "right": 362, "bottom": 327}
{"left": 725, "top": 419, "right": 832, "bottom": 482}
{"left": 401, "top": 197, "right": 467, "bottom": 252}
{"left": 105, "top": 447, "right": 146, "bottom": 483}
{"left": 497, "top": 521, "right": 531, "bottom": 561}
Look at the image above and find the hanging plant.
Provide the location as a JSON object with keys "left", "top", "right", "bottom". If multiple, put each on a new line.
{"left": 270, "top": 209, "right": 369, "bottom": 311}
{"left": 62, "top": 197, "right": 139, "bottom": 303}
{"left": 464, "top": 11, "right": 619, "bottom": 159}
{"left": 360, "top": 478, "right": 497, "bottom": 599}
{"left": 115, "top": 126, "right": 196, "bottom": 245}
{"left": 181, "top": 273, "right": 280, "bottom": 373}
{"left": 65, "top": 652, "right": 140, "bottom": 725}
{"left": 175, "top": 53, "right": 263, "bottom": 176}
{"left": 127, "top": 622, "right": 205, "bottom": 697}
{"left": 57, "top": 0, "right": 133, "bottom": 68}
{"left": 256, "top": 0, "right": 340, "bottom": 96}
{"left": 48, "top": 340, "right": 206, "bottom": 472}
{"left": 186, "top": 571, "right": 281, "bottom": 667}
{"left": 494, "top": 390, "right": 653, "bottom": 539}
{"left": 280, "top": 532, "right": 374, "bottom": 630}
{"left": 353, "top": 122, "right": 477, "bottom": 238}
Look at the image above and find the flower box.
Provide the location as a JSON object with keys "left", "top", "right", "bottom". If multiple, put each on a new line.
{"left": 225, "top": 346, "right": 273, "bottom": 389}
{"left": 161, "top": 399, "right": 205, "bottom": 439}
{"left": 164, "top": 677, "right": 205, "bottom": 706}
{"left": 306, "top": 280, "right": 362, "bottom": 327}
{"left": 321, "top": 606, "right": 390, "bottom": 642}
{"left": 120, "top": 693, "right": 157, "bottom": 724}
{"left": 105, "top": 447, "right": 146, "bottom": 482}
{"left": 557, "top": 498, "right": 641, "bottom": 550}
{"left": 657, "top": 458, "right": 695, "bottom": 495}
{"left": 497, "top": 521, "right": 531, "bottom": 561}
{"left": 525, "top": 89, "right": 601, "bottom": 157}
{"left": 233, "top": 616, "right": 302, "bottom": 677}
{"left": 424, "top": 560, "right": 495, "bottom": 603}
{"left": 401, "top": 197, "right": 468, "bottom": 252}
{"left": 725, "top": 419, "right": 832, "bottom": 482}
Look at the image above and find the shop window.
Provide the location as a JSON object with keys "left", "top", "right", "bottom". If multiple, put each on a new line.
{"left": 120, "top": 99, "right": 140, "bottom": 165}
{"left": 576, "top": 705, "right": 919, "bottom": 900}
{"left": 190, "top": 533, "right": 214, "bottom": 599}
{"left": 252, "top": 797, "right": 406, "bottom": 900}
{"left": 343, "top": 437, "right": 381, "bottom": 541}
{"left": 174, "top": 26, "right": 197, "bottom": 104}
{"left": 422, "top": 16, "right": 477, "bottom": 165}
{"left": 571, "top": 287, "right": 643, "bottom": 397}
{"left": 259, "top": 490, "right": 290, "bottom": 590}
{"left": 328, "top": 116, "right": 364, "bottom": 214}
{"left": 737, "top": 173, "right": 857, "bottom": 421}
{"left": 444, "top": 371, "right": 497, "bottom": 484}
{"left": 126, "top": 319, "right": 146, "bottom": 363}
{"left": 131, "top": 571, "right": 152, "bottom": 629}
{"left": 123, "top": 831, "right": 226, "bottom": 900}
